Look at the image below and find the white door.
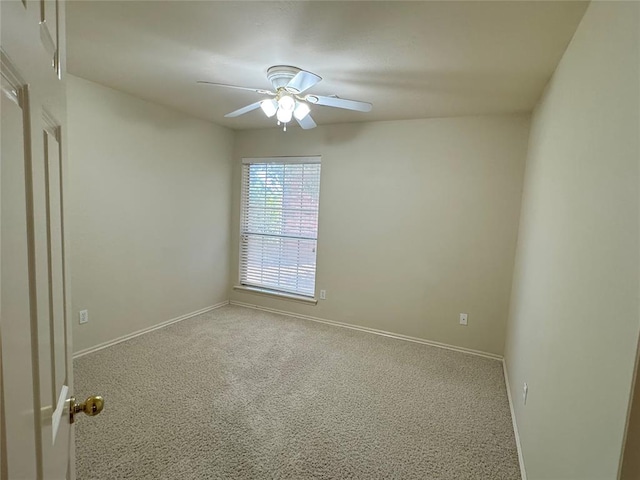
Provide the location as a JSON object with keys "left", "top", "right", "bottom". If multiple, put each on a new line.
{"left": 1, "top": 1, "right": 98, "bottom": 479}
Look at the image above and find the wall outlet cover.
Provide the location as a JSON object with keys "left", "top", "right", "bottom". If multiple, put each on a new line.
{"left": 79, "top": 309, "right": 89, "bottom": 324}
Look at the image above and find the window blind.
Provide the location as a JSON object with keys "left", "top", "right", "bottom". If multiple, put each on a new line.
{"left": 240, "top": 157, "right": 321, "bottom": 298}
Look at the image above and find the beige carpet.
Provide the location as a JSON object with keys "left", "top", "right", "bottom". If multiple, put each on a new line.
{"left": 74, "top": 305, "right": 521, "bottom": 479}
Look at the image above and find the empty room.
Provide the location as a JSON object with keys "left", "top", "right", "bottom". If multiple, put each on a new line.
{"left": 1, "top": 1, "right": 639, "bottom": 479}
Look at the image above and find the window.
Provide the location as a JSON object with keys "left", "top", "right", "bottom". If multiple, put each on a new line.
{"left": 239, "top": 156, "right": 321, "bottom": 298}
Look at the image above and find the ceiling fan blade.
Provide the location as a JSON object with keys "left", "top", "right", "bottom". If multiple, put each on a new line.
{"left": 295, "top": 113, "right": 317, "bottom": 130}
{"left": 305, "top": 95, "right": 372, "bottom": 112}
{"left": 197, "top": 81, "right": 275, "bottom": 96}
{"left": 285, "top": 70, "right": 322, "bottom": 94}
{"left": 224, "top": 101, "right": 263, "bottom": 118}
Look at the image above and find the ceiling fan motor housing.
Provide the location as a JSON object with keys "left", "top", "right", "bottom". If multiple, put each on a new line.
{"left": 267, "top": 65, "right": 302, "bottom": 90}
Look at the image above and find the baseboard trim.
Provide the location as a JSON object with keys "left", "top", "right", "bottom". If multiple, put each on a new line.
{"left": 502, "top": 359, "right": 527, "bottom": 480}
{"left": 72, "top": 301, "right": 230, "bottom": 359}
{"left": 229, "top": 300, "right": 503, "bottom": 361}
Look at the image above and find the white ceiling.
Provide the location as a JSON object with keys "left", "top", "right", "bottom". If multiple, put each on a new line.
{"left": 67, "top": 1, "right": 588, "bottom": 130}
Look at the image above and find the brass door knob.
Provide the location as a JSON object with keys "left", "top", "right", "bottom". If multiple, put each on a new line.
{"left": 69, "top": 395, "right": 104, "bottom": 423}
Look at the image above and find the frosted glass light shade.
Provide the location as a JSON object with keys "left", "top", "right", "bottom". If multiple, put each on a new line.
{"left": 276, "top": 107, "right": 293, "bottom": 123}
{"left": 260, "top": 99, "right": 278, "bottom": 118}
{"left": 278, "top": 95, "right": 295, "bottom": 111}
{"left": 294, "top": 102, "right": 310, "bottom": 120}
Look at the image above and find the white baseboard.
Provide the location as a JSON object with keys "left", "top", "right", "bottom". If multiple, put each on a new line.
{"left": 229, "top": 300, "right": 503, "bottom": 362}
{"left": 502, "top": 359, "right": 527, "bottom": 480}
{"left": 72, "top": 301, "right": 229, "bottom": 359}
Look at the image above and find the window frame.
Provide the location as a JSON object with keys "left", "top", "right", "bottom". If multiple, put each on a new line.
{"left": 237, "top": 156, "right": 322, "bottom": 302}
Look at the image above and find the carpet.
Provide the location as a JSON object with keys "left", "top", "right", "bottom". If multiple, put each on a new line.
{"left": 74, "top": 305, "right": 521, "bottom": 479}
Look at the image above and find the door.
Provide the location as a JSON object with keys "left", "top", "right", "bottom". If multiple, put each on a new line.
{"left": 1, "top": 0, "right": 80, "bottom": 478}
{"left": 620, "top": 345, "right": 640, "bottom": 479}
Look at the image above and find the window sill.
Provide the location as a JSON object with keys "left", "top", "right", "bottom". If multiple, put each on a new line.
{"left": 233, "top": 285, "right": 318, "bottom": 305}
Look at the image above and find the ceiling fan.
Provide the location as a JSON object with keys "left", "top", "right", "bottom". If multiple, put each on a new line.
{"left": 198, "top": 65, "right": 372, "bottom": 131}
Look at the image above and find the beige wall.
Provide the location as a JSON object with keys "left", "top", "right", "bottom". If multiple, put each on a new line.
{"left": 68, "top": 75, "right": 234, "bottom": 353}
{"left": 504, "top": 2, "right": 640, "bottom": 479}
{"left": 230, "top": 115, "right": 530, "bottom": 356}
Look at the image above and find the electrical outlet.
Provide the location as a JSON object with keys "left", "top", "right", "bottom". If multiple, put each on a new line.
{"left": 319, "top": 289, "right": 326, "bottom": 300}
{"left": 79, "top": 310, "right": 89, "bottom": 325}
{"left": 523, "top": 383, "right": 528, "bottom": 405}
{"left": 459, "top": 313, "right": 468, "bottom": 326}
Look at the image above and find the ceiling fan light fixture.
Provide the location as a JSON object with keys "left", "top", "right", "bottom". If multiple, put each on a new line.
{"left": 199, "top": 66, "right": 372, "bottom": 131}
{"left": 260, "top": 99, "right": 278, "bottom": 117}
{"left": 276, "top": 107, "right": 293, "bottom": 123}
{"left": 278, "top": 94, "right": 295, "bottom": 112}
{"left": 294, "top": 102, "right": 310, "bottom": 120}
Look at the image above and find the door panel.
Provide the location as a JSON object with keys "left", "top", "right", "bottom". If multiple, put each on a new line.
{"left": 44, "top": 123, "right": 66, "bottom": 402}
{"left": 39, "top": 0, "right": 59, "bottom": 74}
{"left": 1, "top": 71, "right": 39, "bottom": 480}
{"left": 49, "top": 130, "right": 66, "bottom": 398}
{"left": 42, "top": 122, "right": 72, "bottom": 477}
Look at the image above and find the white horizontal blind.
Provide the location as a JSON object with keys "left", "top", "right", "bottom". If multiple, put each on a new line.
{"left": 240, "top": 157, "right": 321, "bottom": 297}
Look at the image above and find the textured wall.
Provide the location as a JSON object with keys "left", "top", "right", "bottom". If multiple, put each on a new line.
{"left": 504, "top": 2, "right": 640, "bottom": 478}
{"left": 68, "top": 75, "right": 234, "bottom": 353}
{"left": 230, "top": 115, "right": 530, "bottom": 356}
